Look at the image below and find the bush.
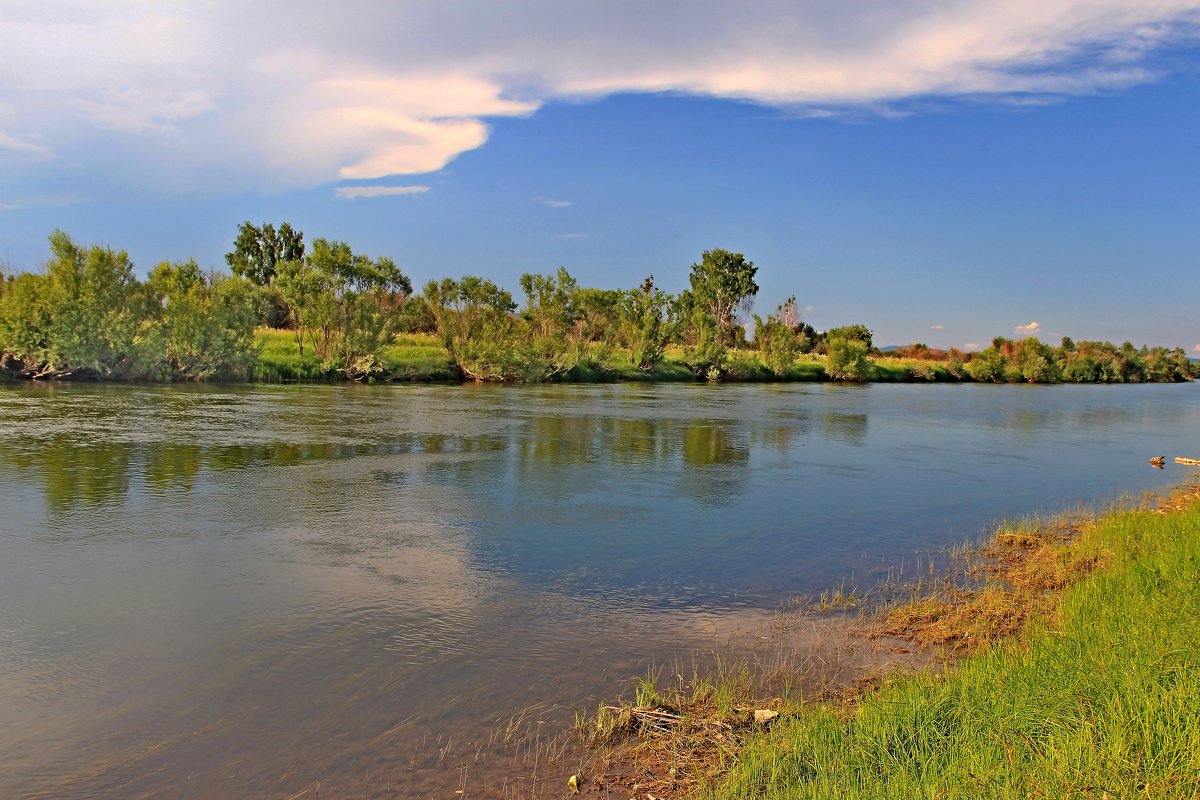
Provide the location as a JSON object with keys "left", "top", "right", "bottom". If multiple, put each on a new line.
{"left": 826, "top": 335, "right": 874, "bottom": 381}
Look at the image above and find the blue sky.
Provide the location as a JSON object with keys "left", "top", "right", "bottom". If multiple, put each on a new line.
{"left": 1, "top": 1, "right": 1198, "bottom": 351}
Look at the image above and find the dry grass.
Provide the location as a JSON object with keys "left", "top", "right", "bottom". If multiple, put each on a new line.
{"left": 880, "top": 509, "right": 1107, "bottom": 649}
{"left": 575, "top": 669, "right": 800, "bottom": 798}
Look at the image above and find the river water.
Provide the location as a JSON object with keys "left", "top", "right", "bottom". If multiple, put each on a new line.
{"left": 1, "top": 381, "right": 1197, "bottom": 798}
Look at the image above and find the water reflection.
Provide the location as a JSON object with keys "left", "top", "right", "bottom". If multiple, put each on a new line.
{"left": 3, "top": 394, "right": 831, "bottom": 514}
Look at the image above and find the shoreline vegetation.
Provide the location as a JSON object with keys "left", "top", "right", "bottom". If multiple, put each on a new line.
{"left": 1, "top": 226, "right": 1196, "bottom": 385}
{"left": 570, "top": 480, "right": 1200, "bottom": 799}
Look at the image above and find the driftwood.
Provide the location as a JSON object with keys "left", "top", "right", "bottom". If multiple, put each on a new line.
{"left": 1175, "top": 457, "right": 1200, "bottom": 466}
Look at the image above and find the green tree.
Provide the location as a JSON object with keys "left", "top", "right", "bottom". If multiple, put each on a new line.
{"left": 618, "top": 276, "right": 680, "bottom": 372}
{"left": 519, "top": 267, "right": 586, "bottom": 378}
{"left": 11, "top": 231, "right": 141, "bottom": 378}
{"left": 274, "top": 238, "right": 411, "bottom": 378}
{"left": 424, "top": 276, "right": 524, "bottom": 381}
{"left": 0, "top": 270, "right": 54, "bottom": 374}
{"left": 142, "top": 260, "right": 260, "bottom": 380}
{"left": 224, "top": 221, "right": 305, "bottom": 286}
{"left": 966, "top": 347, "right": 1011, "bottom": 382}
{"left": 1014, "top": 337, "right": 1062, "bottom": 383}
{"left": 685, "top": 248, "right": 758, "bottom": 342}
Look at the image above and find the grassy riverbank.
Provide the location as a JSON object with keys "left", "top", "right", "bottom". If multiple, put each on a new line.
{"left": 246, "top": 329, "right": 1024, "bottom": 384}
{"left": 583, "top": 484, "right": 1200, "bottom": 799}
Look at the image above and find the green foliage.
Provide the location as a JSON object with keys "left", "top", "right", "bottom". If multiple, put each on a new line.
{"left": 683, "top": 308, "right": 729, "bottom": 380}
{"left": 224, "top": 221, "right": 305, "bottom": 286}
{"left": 1015, "top": 337, "right": 1062, "bottom": 383}
{"left": 966, "top": 346, "right": 1011, "bottom": 382}
{"left": 618, "top": 276, "right": 680, "bottom": 372}
{"left": 0, "top": 231, "right": 140, "bottom": 378}
{"left": 519, "top": 267, "right": 605, "bottom": 378}
{"left": 823, "top": 323, "right": 873, "bottom": 351}
{"left": 825, "top": 332, "right": 875, "bottom": 381}
{"left": 686, "top": 248, "right": 759, "bottom": 341}
{"left": 424, "top": 276, "right": 526, "bottom": 381}
{"left": 754, "top": 296, "right": 808, "bottom": 376}
{"left": 274, "top": 238, "right": 411, "bottom": 379}
{"left": 0, "top": 271, "right": 54, "bottom": 374}
{"left": 142, "top": 260, "right": 260, "bottom": 380}
{"left": 0, "top": 232, "right": 258, "bottom": 381}
{"left": 395, "top": 294, "right": 438, "bottom": 334}
{"left": 1142, "top": 346, "right": 1193, "bottom": 382}
{"left": 4, "top": 231, "right": 1196, "bottom": 387}
{"left": 961, "top": 337, "right": 1184, "bottom": 385}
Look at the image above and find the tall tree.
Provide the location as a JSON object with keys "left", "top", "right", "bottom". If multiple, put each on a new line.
{"left": 224, "top": 221, "right": 305, "bottom": 286}
{"left": 686, "top": 248, "right": 758, "bottom": 335}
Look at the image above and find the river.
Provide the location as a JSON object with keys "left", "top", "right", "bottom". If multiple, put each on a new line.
{"left": 1, "top": 381, "right": 1196, "bottom": 798}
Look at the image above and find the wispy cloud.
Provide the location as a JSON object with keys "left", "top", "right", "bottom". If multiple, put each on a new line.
{"left": 0, "top": 131, "right": 52, "bottom": 158}
{"left": 964, "top": 342, "right": 982, "bottom": 351}
{"left": 931, "top": 324, "right": 944, "bottom": 330}
{"left": 2, "top": 2, "right": 1199, "bottom": 194}
{"left": 334, "top": 185, "right": 430, "bottom": 200}
{"left": 1193, "top": 343, "right": 1200, "bottom": 353}
{"left": 550, "top": 233, "right": 590, "bottom": 240}
{"left": 1014, "top": 321, "right": 1041, "bottom": 334}
{"left": 540, "top": 198, "right": 573, "bottom": 208}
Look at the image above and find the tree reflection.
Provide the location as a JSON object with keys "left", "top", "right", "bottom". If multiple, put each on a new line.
{"left": 820, "top": 412, "right": 868, "bottom": 445}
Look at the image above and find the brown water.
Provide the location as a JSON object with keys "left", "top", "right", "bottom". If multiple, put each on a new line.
{"left": 1, "top": 381, "right": 1196, "bottom": 798}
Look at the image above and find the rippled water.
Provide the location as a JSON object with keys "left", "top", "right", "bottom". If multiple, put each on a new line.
{"left": 1, "top": 381, "right": 1197, "bottom": 798}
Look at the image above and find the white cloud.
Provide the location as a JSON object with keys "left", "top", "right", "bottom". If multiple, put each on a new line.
{"left": 541, "top": 198, "right": 573, "bottom": 208}
{"left": 2, "top": 1, "right": 1198, "bottom": 194}
{"left": 964, "top": 342, "right": 982, "bottom": 351}
{"left": 1192, "top": 343, "right": 1200, "bottom": 353}
{"left": 1014, "top": 321, "right": 1041, "bottom": 333}
{"left": 931, "top": 324, "right": 944, "bottom": 330}
{"left": 334, "top": 185, "right": 430, "bottom": 200}
{"left": 0, "top": 131, "right": 52, "bottom": 158}
{"left": 550, "top": 233, "right": 590, "bottom": 240}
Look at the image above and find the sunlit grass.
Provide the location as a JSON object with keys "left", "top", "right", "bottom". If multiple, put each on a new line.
{"left": 708, "top": 489, "right": 1200, "bottom": 799}
{"left": 250, "top": 328, "right": 458, "bottom": 381}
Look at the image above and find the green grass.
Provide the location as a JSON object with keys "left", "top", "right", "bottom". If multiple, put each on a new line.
{"left": 251, "top": 328, "right": 325, "bottom": 380}
{"left": 709, "top": 492, "right": 1200, "bottom": 799}
{"left": 378, "top": 333, "right": 460, "bottom": 380}
{"left": 245, "top": 330, "right": 1025, "bottom": 386}
{"left": 250, "top": 328, "right": 458, "bottom": 381}
{"left": 874, "top": 357, "right": 966, "bottom": 382}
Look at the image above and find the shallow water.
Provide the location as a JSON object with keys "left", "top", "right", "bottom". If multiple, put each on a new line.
{"left": 1, "top": 381, "right": 1196, "bottom": 798}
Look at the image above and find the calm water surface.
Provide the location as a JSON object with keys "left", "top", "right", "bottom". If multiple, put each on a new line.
{"left": 1, "top": 381, "right": 1197, "bottom": 798}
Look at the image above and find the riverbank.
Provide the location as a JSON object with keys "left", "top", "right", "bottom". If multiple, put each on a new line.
{"left": 578, "top": 480, "right": 1200, "bottom": 798}
{"left": 246, "top": 329, "right": 1192, "bottom": 385}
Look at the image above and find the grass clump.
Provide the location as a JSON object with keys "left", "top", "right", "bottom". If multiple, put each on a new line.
{"left": 709, "top": 486, "right": 1200, "bottom": 799}
{"left": 579, "top": 666, "right": 802, "bottom": 798}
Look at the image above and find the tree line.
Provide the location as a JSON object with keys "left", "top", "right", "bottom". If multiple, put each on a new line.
{"left": 0, "top": 224, "right": 1195, "bottom": 383}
